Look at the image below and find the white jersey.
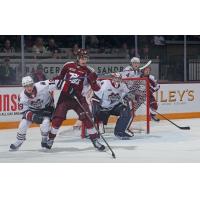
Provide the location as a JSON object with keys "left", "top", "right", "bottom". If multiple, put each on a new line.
{"left": 94, "top": 80, "right": 129, "bottom": 110}
{"left": 121, "top": 65, "right": 141, "bottom": 78}
{"left": 19, "top": 79, "right": 63, "bottom": 113}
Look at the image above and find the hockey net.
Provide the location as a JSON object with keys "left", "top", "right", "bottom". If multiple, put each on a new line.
{"left": 79, "top": 77, "right": 150, "bottom": 137}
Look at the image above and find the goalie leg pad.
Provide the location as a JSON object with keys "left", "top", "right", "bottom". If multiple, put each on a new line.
{"left": 114, "top": 104, "right": 134, "bottom": 138}
{"left": 97, "top": 111, "right": 110, "bottom": 125}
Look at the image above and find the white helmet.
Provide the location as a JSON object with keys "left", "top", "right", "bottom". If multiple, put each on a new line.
{"left": 131, "top": 57, "right": 140, "bottom": 63}
{"left": 22, "top": 76, "right": 34, "bottom": 87}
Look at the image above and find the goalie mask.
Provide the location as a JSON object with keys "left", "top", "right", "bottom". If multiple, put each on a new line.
{"left": 111, "top": 73, "right": 122, "bottom": 88}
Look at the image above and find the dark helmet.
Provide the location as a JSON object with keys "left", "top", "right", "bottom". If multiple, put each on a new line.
{"left": 77, "top": 49, "right": 88, "bottom": 60}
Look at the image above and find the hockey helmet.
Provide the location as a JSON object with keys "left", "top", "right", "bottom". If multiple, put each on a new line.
{"left": 77, "top": 48, "right": 88, "bottom": 60}
{"left": 130, "top": 57, "right": 140, "bottom": 63}
{"left": 22, "top": 76, "right": 34, "bottom": 87}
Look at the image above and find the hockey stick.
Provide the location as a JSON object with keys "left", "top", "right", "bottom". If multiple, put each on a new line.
{"left": 144, "top": 103, "right": 190, "bottom": 130}
{"left": 140, "top": 60, "right": 152, "bottom": 70}
{"left": 153, "top": 110, "right": 190, "bottom": 130}
{"left": 73, "top": 96, "right": 116, "bottom": 159}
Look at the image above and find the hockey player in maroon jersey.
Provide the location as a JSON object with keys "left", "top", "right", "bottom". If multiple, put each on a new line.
{"left": 45, "top": 49, "right": 105, "bottom": 151}
{"left": 140, "top": 61, "right": 160, "bottom": 122}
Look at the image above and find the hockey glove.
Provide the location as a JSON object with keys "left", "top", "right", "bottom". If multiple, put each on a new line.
{"left": 68, "top": 85, "right": 76, "bottom": 97}
{"left": 24, "top": 111, "right": 44, "bottom": 124}
{"left": 88, "top": 72, "right": 100, "bottom": 91}
{"left": 150, "top": 85, "right": 160, "bottom": 93}
{"left": 88, "top": 72, "right": 98, "bottom": 84}
{"left": 32, "top": 114, "right": 44, "bottom": 124}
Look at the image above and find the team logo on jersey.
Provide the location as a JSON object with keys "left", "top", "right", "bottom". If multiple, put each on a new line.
{"left": 108, "top": 93, "right": 121, "bottom": 103}
{"left": 69, "top": 72, "right": 81, "bottom": 85}
{"left": 30, "top": 99, "right": 43, "bottom": 108}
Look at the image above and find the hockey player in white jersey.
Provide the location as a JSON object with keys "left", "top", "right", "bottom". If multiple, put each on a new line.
{"left": 122, "top": 57, "right": 141, "bottom": 78}
{"left": 92, "top": 73, "right": 135, "bottom": 139}
{"left": 9, "top": 76, "right": 63, "bottom": 151}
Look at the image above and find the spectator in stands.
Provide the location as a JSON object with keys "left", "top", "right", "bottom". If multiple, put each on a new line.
{"left": 71, "top": 43, "right": 79, "bottom": 58}
{"left": 32, "top": 64, "right": 46, "bottom": 82}
{"left": 0, "top": 57, "right": 15, "bottom": 85}
{"left": 2, "top": 39, "right": 15, "bottom": 53}
{"left": 25, "top": 36, "right": 34, "bottom": 52}
{"left": 118, "top": 42, "right": 129, "bottom": 58}
{"left": 88, "top": 35, "right": 99, "bottom": 48}
{"left": 129, "top": 48, "right": 140, "bottom": 59}
{"left": 46, "top": 38, "right": 61, "bottom": 58}
{"left": 153, "top": 36, "right": 165, "bottom": 46}
{"left": 141, "top": 45, "right": 150, "bottom": 59}
{"left": 32, "top": 37, "right": 47, "bottom": 54}
{"left": 153, "top": 35, "right": 165, "bottom": 59}
{"left": 46, "top": 38, "right": 60, "bottom": 54}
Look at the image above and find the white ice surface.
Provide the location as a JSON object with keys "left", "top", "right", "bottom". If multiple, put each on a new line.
{"left": 0, "top": 118, "right": 200, "bottom": 163}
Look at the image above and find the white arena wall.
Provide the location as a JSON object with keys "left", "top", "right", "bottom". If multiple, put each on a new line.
{"left": 0, "top": 83, "right": 200, "bottom": 129}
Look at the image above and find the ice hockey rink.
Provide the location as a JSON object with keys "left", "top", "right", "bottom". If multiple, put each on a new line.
{"left": 0, "top": 118, "right": 200, "bottom": 163}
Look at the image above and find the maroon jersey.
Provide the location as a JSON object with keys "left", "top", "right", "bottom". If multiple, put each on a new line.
{"left": 54, "top": 61, "right": 100, "bottom": 97}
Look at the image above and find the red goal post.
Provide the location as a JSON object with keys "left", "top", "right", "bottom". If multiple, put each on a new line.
{"left": 81, "top": 76, "right": 150, "bottom": 138}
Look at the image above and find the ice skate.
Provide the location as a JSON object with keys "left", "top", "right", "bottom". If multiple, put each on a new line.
{"left": 41, "top": 137, "right": 48, "bottom": 148}
{"left": 114, "top": 130, "right": 134, "bottom": 140}
{"left": 90, "top": 136, "right": 105, "bottom": 151}
{"left": 9, "top": 140, "right": 23, "bottom": 151}
{"left": 151, "top": 113, "right": 160, "bottom": 122}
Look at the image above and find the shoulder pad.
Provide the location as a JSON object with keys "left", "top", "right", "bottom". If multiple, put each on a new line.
{"left": 63, "top": 61, "right": 75, "bottom": 67}
{"left": 123, "top": 66, "right": 132, "bottom": 71}
{"left": 40, "top": 81, "right": 46, "bottom": 85}
{"left": 87, "top": 65, "right": 95, "bottom": 73}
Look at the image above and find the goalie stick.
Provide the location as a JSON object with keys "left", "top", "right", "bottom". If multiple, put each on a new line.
{"left": 73, "top": 96, "right": 116, "bottom": 159}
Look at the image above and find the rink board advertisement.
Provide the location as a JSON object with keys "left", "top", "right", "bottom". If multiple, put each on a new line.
{"left": 25, "top": 62, "right": 159, "bottom": 80}
{"left": 0, "top": 83, "right": 200, "bottom": 128}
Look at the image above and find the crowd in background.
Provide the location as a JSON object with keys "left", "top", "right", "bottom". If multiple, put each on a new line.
{"left": 0, "top": 35, "right": 200, "bottom": 85}
{"left": 0, "top": 35, "right": 199, "bottom": 59}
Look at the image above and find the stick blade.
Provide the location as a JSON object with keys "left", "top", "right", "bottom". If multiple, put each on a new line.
{"left": 180, "top": 126, "right": 190, "bottom": 130}
{"left": 112, "top": 153, "right": 116, "bottom": 159}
